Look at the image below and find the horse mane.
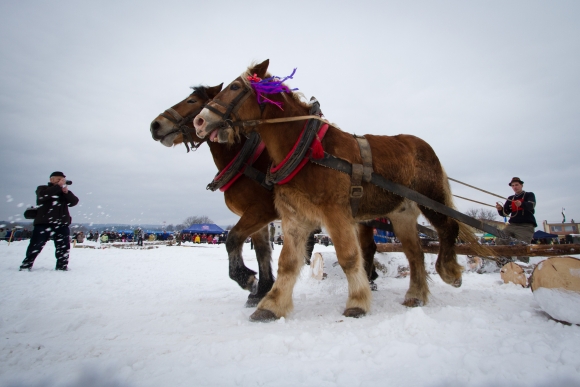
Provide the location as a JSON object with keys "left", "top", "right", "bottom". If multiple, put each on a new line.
{"left": 190, "top": 85, "right": 210, "bottom": 99}
{"left": 241, "top": 64, "right": 310, "bottom": 109}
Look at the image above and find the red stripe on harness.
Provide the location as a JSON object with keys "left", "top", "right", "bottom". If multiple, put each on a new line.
{"left": 274, "top": 123, "right": 330, "bottom": 185}
{"left": 217, "top": 142, "right": 267, "bottom": 192}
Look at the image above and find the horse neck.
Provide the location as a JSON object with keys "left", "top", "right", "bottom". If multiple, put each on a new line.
{"left": 207, "top": 138, "right": 246, "bottom": 171}
{"left": 254, "top": 100, "right": 310, "bottom": 165}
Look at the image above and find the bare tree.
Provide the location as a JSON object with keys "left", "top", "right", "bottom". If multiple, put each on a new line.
{"left": 478, "top": 209, "right": 497, "bottom": 222}
{"left": 465, "top": 208, "right": 480, "bottom": 219}
{"left": 182, "top": 215, "right": 214, "bottom": 228}
{"left": 466, "top": 208, "right": 497, "bottom": 222}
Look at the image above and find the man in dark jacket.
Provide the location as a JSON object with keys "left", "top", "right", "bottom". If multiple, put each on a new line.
{"left": 19, "top": 171, "right": 79, "bottom": 271}
{"left": 495, "top": 177, "right": 536, "bottom": 263}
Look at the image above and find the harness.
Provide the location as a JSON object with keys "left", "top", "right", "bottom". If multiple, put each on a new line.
{"left": 202, "top": 84, "right": 509, "bottom": 239}
{"left": 206, "top": 132, "right": 271, "bottom": 192}
{"left": 160, "top": 107, "right": 203, "bottom": 153}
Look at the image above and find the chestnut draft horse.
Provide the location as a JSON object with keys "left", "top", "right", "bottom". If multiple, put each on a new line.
{"left": 150, "top": 84, "right": 379, "bottom": 307}
{"left": 194, "top": 60, "right": 486, "bottom": 321}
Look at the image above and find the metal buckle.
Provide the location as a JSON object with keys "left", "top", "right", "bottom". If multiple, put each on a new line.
{"left": 350, "top": 186, "right": 363, "bottom": 198}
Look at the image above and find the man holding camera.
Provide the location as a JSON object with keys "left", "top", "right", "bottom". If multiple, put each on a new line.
{"left": 19, "top": 171, "right": 79, "bottom": 271}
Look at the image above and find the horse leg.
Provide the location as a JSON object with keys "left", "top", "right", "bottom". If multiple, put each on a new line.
{"left": 389, "top": 200, "right": 430, "bottom": 306}
{"left": 245, "top": 225, "right": 275, "bottom": 307}
{"left": 324, "top": 211, "right": 372, "bottom": 317}
{"left": 357, "top": 223, "right": 379, "bottom": 290}
{"left": 226, "top": 214, "right": 273, "bottom": 295}
{"left": 250, "top": 216, "right": 313, "bottom": 322}
{"left": 421, "top": 208, "right": 462, "bottom": 287}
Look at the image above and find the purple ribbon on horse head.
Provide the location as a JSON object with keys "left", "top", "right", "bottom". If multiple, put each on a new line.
{"left": 247, "top": 68, "right": 299, "bottom": 110}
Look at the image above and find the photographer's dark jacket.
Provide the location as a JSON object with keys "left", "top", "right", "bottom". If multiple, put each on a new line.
{"left": 34, "top": 183, "right": 79, "bottom": 226}
{"left": 497, "top": 191, "right": 536, "bottom": 227}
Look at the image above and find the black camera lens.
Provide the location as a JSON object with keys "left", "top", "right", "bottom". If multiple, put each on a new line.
{"left": 66, "top": 180, "right": 73, "bottom": 185}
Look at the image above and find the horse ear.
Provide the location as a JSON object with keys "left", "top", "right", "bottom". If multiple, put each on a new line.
{"left": 207, "top": 83, "right": 223, "bottom": 98}
{"left": 251, "top": 59, "right": 270, "bottom": 78}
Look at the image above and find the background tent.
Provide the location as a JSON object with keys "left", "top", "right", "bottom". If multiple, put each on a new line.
{"left": 181, "top": 224, "right": 225, "bottom": 234}
{"left": 532, "top": 230, "right": 558, "bottom": 239}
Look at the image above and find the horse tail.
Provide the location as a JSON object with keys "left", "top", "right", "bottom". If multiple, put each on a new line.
{"left": 441, "top": 167, "right": 496, "bottom": 258}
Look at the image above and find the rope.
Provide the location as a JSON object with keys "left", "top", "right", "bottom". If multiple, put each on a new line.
{"left": 453, "top": 195, "right": 495, "bottom": 208}
{"left": 448, "top": 177, "right": 507, "bottom": 200}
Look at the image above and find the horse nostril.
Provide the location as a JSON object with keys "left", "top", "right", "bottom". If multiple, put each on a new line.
{"left": 150, "top": 121, "right": 160, "bottom": 132}
{"left": 194, "top": 116, "right": 204, "bottom": 129}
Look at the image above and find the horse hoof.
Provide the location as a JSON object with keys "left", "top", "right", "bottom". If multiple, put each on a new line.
{"left": 452, "top": 278, "right": 462, "bottom": 288}
{"left": 402, "top": 298, "right": 424, "bottom": 307}
{"left": 343, "top": 307, "right": 366, "bottom": 318}
{"left": 245, "top": 295, "right": 262, "bottom": 308}
{"left": 249, "top": 308, "right": 278, "bottom": 322}
{"left": 369, "top": 280, "right": 378, "bottom": 291}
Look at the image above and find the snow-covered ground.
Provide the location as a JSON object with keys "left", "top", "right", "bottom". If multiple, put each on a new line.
{"left": 1, "top": 240, "right": 580, "bottom": 387}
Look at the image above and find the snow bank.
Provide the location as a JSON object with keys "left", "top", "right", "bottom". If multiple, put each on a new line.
{"left": 1, "top": 240, "right": 580, "bottom": 387}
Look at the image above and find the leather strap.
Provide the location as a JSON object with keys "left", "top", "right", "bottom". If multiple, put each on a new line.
{"left": 266, "top": 100, "right": 322, "bottom": 185}
{"left": 349, "top": 135, "right": 373, "bottom": 217}
{"left": 310, "top": 152, "right": 509, "bottom": 239}
{"left": 206, "top": 132, "right": 269, "bottom": 192}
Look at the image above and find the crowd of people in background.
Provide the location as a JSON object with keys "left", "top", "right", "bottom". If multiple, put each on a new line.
{"left": 2, "top": 226, "right": 579, "bottom": 247}
{"left": 0, "top": 227, "right": 32, "bottom": 242}
{"left": 178, "top": 232, "right": 227, "bottom": 244}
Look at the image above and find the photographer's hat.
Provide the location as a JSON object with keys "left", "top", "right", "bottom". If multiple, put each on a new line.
{"left": 509, "top": 177, "right": 524, "bottom": 186}
{"left": 50, "top": 171, "right": 66, "bottom": 178}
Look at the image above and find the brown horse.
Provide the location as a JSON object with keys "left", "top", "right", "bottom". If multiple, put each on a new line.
{"left": 150, "top": 84, "right": 379, "bottom": 306}
{"left": 150, "top": 84, "right": 276, "bottom": 306}
{"left": 194, "top": 60, "right": 483, "bottom": 321}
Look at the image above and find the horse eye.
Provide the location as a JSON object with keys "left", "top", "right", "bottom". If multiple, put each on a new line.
{"left": 230, "top": 84, "right": 240, "bottom": 91}
{"left": 187, "top": 99, "right": 197, "bottom": 104}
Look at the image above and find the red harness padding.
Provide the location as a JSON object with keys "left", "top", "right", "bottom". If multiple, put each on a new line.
{"left": 215, "top": 142, "right": 266, "bottom": 192}
{"left": 270, "top": 123, "right": 330, "bottom": 185}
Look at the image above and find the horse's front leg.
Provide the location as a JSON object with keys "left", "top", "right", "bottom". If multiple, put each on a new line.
{"left": 325, "top": 210, "right": 372, "bottom": 318}
{"left": 357, "top": 223, "right": 379, "bottom": 290}
{"left": 226, "top": 214, "right": 274, "bottom": 297}
{"left": 250, "top": 216, "right": 312, "bottom": 322}
{"left": 245, "top": 225, "right": 275, "bottom": 307}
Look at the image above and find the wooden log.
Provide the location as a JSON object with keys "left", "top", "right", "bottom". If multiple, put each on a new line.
{"left": 530, "top": 256, "right": 580, "bottom": 325}
{"left": 376, "top": 243, "right": 580, "bottom": 257}
{"left": 500, "top": 262, "right": 527, "bottom": 287}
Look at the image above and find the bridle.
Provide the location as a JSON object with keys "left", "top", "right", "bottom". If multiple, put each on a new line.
{"left": 202, "top": 81, "right": 328, "bottom": 132}
{"left": 202, "top": 81, "right": 254, "bottom": 129}
{"left": 159, "top": 107, "right": 204, "bottom": 153}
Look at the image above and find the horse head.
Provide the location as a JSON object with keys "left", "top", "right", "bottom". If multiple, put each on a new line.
{"left": 193, "top": 60, "right": 274, "bottom": 144}
{"left": 150, "top": 83, "right": 223, "bottom": 149}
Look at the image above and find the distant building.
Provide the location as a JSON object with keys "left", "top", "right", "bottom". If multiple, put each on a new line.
{"left": 543, "top": 220, "right": 579, "bottom": 236}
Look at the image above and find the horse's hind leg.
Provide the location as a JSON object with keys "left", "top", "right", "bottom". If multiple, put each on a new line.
{"left": 245, "top": 225, "right": 275, "bottom": 307}
{"left": 421, "top": 208, "right": 462, "bottom": 287}
{"left": 389, "top": 200, "right": 430, "bottom": 306}
{"left": 324, "top": 211, "right": 372, "bottom": 317}
{"left": 357, "top": 223, "right": 379, "bottom": 290}
{"left": 251, "top": 216, "right": 313, "bottom": 321}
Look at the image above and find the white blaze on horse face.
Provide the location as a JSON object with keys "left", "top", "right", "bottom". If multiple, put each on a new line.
{"left": 194, "top": 108, "right": 221, "bottom": 140}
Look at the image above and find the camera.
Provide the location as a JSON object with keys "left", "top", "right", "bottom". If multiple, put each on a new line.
{"left": 66, "top": 180, "right": 73, "bottom": 185}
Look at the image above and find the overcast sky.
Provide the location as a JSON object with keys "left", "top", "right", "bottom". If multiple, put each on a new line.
{"left": 1, "top": 1, "right": 578, "bottom": 228}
